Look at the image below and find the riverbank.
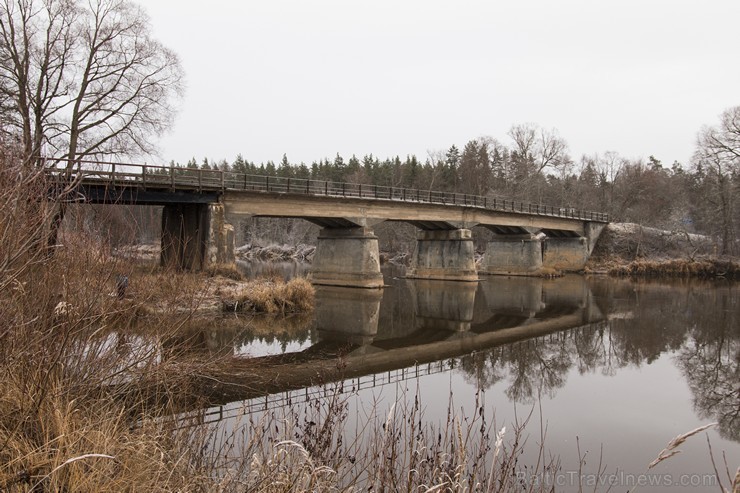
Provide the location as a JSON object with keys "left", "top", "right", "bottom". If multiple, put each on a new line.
{"left": 104, "top": 245, "right": 317, "bottom": 314}
{"left": 3, "top": 243, "right": 737, "bottom": 490}
{"left": 586, "top": 223, "right": 739, "bottom": 279}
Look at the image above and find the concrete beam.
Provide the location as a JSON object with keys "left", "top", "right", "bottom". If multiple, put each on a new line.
{"left": 223, "top": 191, "right": 591, "bottom": 234}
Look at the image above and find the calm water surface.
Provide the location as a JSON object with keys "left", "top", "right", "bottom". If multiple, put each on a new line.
{"left": 189, "top": 263, "right": 739, "bottom": 492}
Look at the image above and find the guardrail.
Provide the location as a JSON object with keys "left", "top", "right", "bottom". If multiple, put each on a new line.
{"left": 41, "top": 158, "right": 610, "bottom": 222}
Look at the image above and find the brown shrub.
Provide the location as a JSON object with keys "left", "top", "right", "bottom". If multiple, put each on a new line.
{"left": 233, "top": 277, "right": 315, "bottom": 314}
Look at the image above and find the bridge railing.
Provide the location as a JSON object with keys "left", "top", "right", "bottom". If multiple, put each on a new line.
{"left": 41, "top": 158, "right": 610, "bottom": 222}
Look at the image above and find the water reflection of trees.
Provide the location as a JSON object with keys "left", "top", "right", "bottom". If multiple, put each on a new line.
{"left": 459, "top": 324, "right": 615, "bottom": 404}
{"left": 457, "top": 282, "right": 739, "bottom": 442}
{"left": 674, "top": 287, "right": 739, "bottom": 441}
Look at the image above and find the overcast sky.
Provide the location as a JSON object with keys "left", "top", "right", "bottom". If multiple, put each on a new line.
{"left": 143, "top": 0, "right": 739, "bottom": 169}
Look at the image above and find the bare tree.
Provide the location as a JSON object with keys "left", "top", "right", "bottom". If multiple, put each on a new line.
{"left": 693, "top": 106, "right": 740, "bottom": 255}
{"left": 0, "top": 0, "right": 183, "bottom": 164}
{"left": 507, "top": 123, "right": 570, "bottom": 203}
{"left": 508, "top": 123, "right": 571, "bottom": 175}
{"left": 0, "top": 0, "right": 77, "bottom": 165}
{"left": 65, "top": 0, "right": 182, "bottom": 162}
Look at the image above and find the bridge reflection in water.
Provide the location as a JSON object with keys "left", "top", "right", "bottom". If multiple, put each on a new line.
{"left": 181, "top": 275, "right": 609, "bottom": 426}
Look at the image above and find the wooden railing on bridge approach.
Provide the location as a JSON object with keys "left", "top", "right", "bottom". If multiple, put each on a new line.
{"left": 42, "top": 158, "right": 610, "bottom": 223}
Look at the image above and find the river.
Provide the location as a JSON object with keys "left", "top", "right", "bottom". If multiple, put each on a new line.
{"left": 181, "top": 263, "right": 739, "bottom": 492}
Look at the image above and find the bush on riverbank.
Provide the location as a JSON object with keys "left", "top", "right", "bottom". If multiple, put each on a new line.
{"left": 223, "top": 277, "right": 315, "bottom": 314}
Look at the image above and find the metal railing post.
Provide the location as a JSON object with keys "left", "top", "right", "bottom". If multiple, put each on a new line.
{"left": 111, "top": 163, "right": 116, "bottom": 187}
{"left": 142, "top": 165, "right": 147, "bottom": 189}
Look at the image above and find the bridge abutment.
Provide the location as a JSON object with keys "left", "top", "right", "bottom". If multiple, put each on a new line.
{"left": 206, "top": 204, "right": 236, "bottom": 267}
{"left": 542, "top": 237, "right": 588, "bottom": 271}
{"left": 480, "top": 234, "right": 544, "bottom": 276}
{"left": 406, "top": 229, "right": 478, "bottom": 282}
{"left": 311, "top": 227, "right": 384, "bottom": 288}
{"left": 161, "top": 203, "right": 235, "bottom": 271}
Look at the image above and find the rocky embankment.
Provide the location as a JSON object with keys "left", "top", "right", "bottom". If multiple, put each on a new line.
{"left": 587, "top": 223, "right": 738, "bottom": 278}
{"left": 235, "top": 243, "right": 315, "bottom": 262}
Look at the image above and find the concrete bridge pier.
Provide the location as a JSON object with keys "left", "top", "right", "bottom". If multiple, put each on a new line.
{"left": 161, "top": 203, "right": 235, "bottom": 270}
{"left": 480, "top": 233, "right": 544, "bottom": 276}
{"left": 406, "top": 228, "right": 478, "bottom": 281}
{"left": 311, "top": 226, "right": 384, "bottom": 288}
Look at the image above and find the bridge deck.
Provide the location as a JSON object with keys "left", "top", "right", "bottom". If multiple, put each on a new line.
{"left": 43, "top": 158, "right": 609, "bottom": 223}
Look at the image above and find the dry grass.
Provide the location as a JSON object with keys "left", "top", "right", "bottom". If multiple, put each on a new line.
{"left": 0, "top": 153, "right": 230, "bottom": 491}
{"left": 536, "top": 266, "right": 563, "bottom": 278}
{"left": 206, "top": 262, "right": 244, "bottom": 280}
{"left": 608, "top": 258, "right": 740, "bottom": 279}
{"left": 228, "top": 277, "right": 316, "bottom": 314}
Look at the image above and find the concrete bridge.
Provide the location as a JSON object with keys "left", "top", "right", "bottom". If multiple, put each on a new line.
{"left": 45, "top": 159, "right": 609, "bottom": 287}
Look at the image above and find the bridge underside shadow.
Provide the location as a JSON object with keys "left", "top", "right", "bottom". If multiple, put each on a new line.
{"left": 79, "top": 184, "right": 235, "bottom": 271}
